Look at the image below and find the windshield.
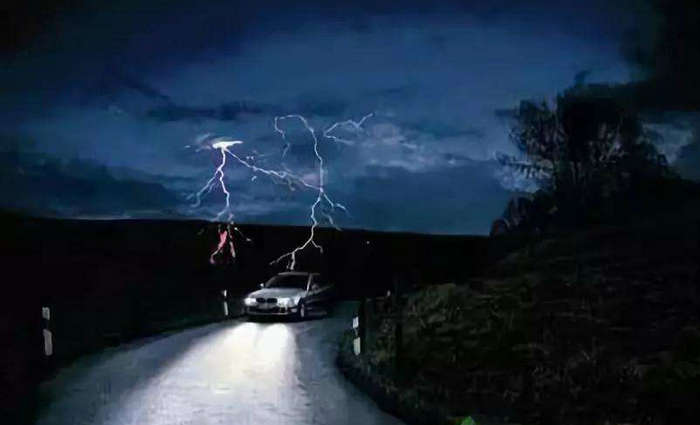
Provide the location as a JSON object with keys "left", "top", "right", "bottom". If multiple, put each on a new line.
{"left": 265, "top": 274, "right": 308, "bottom": 289}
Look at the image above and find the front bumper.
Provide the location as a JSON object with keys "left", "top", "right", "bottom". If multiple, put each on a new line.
{"left": 246, "top": 306, "right": 298, "bottom": 316}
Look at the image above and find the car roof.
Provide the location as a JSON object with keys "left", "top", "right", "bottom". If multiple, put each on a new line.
{"left": 277, "top": 271, "right": 318, "bottom": 276}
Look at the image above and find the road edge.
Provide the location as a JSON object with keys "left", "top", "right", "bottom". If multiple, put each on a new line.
{"left": 335, "top": 330, "right": 454, "bottom": 425}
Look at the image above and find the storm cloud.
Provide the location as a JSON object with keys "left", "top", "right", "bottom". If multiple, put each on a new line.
{"left": 2, "top": 0, "right": 668, "bottom": 233}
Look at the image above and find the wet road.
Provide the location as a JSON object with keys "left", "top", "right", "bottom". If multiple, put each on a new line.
{"left": 36, "top": 303, "right": 404, "bottom": 425}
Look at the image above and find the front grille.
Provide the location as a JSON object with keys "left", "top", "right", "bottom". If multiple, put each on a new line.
{"left": 249, "top": 306, "right": 289, "bottom": 314}
{"left": 255, "top": 297, "right": 278, "bottom": 304}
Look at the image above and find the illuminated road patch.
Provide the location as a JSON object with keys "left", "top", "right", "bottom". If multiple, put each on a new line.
{"left": 36, "top": 303, "right": 403, "bottom": 425}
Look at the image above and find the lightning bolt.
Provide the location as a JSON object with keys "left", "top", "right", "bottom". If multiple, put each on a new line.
{"left": 192, "top": 113, "right": 372, "bottom": 269}
{"left": 190, "top": 140, "right": 242, "bottom": 264}
{"left": 322, "top": 113, "right": 374, "bottom": 146}
{"left": 270, "top": 114, "right": 351, "bottom": 270}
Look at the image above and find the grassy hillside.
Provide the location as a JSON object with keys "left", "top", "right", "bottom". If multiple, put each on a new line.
{"left": 340, "top": 201, "right": 700, "bottom": 424}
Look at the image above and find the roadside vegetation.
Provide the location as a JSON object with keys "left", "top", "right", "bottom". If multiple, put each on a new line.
{"left": 339, "top": 88, "right": 700, "bottom": 425}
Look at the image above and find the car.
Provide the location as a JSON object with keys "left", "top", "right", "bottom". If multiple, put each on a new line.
{"left": 243, "top": 271, "right": 334, "bottom": 319}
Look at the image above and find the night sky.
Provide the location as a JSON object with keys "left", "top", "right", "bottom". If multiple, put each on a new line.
{"left": 1, "top": 0, "right": 698, "bottom": 234}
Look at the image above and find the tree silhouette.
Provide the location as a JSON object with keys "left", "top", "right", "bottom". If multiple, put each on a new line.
{"left": 499, "top": 92, "right": 668, "bottom": 226}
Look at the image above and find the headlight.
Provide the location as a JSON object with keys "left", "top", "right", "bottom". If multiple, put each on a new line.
{"left": 244, "top": 297, "right": 257, "bottom": 306}
{"left": 277, "top": 297, "right": 300, "bottom": 307}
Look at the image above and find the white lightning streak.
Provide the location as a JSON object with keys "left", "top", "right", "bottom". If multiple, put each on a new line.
{"left": 322, "top": 113, "right": 374, "bottom": 146}
{"left": 191, "top": 140, "right": 242, "bottom": 219}
{"left": 192, "top": 113, "right": 372, "bottom": 269}
{"left": 191, "top": 140, "right": 243, "bottom": 264}
{"left": 270, "top": 114, "right": 354, "bottom": 270}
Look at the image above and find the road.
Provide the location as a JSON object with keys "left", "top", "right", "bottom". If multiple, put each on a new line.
{"left": 35, "top": 303, "right": 404, "bottom": 425}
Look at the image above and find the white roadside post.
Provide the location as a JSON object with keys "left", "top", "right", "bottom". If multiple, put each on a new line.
{"left": 42, "top": 306, "right": 53, "bottom": 357}
{"left": 221, "top": 289, "right": 229, "bottom": 317}
{"left": 352, "top": 315, "right": 361, "bottom": 355}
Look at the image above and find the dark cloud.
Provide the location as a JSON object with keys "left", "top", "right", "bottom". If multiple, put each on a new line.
{"left": 0, "top": 150, "right": 182, "bottom": 218}
{"left": 111, "top": 72, "right": 174, "bottom": 105}
{"left": 125, "top": 87, "right": 348, "bottom": 123}
{"left": 0, "top": 0, "right": 649, "bottom": 234}
{"left": 0, "top": 0, "right": 75, "bottom": 56}
{"left": 146, "top": 101, "right": 277, "bottom": 123}
{"left": 408, "top": 122, "right": 486, "bottom": 140}
{"left": 249, "top": 160, "right": 511, "bottom": 235}
{"left": 366, "top": 85, "right": 419, "bottom": 98}
{"left": 90, "top": 71, "right": 282, "bottom": 123}
{"left": 294, "top": 92, "right": 348, "bottom": 117}
{"left": 494, "top": 108, "right": 518, "bottom": 120}
{"left": 490, "top": 0, "right": 700, "bottom": 166}
{"left": 331, "top": 160, "right": 512, "bottom": 234}
{"left": 613, "top": 0, "right": 700, "bottom": 111}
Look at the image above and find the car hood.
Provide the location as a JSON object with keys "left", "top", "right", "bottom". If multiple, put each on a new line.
{"left": 248, "top": 288, "right": 306, "bottom": 298}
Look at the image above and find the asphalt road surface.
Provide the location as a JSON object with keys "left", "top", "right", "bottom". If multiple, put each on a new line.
{"left": 35, "top": 303, "right": 404, "bottom": 425}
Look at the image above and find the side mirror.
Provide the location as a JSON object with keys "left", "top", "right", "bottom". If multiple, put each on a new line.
{"left": 311, "top": 283, "right": 320, "bottom": 291}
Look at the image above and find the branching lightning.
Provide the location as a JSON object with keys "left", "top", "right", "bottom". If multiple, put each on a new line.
{"left": 191, "top": 113, "right": 372, "bottom": 269}
{"left": 191, "top": 140, "right": 242, "bottom": 264}
{"left": 322, "top": 113, "right": 374, "bottom": 146}
{"left": 270, "top": 114, "right": 351, "bottom": 270}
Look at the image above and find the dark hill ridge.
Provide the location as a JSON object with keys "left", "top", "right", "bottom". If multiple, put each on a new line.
{"left": 0, "top": 212, "right": 496, "bottom": 299}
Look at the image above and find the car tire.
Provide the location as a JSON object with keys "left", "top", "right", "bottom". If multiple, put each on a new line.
{"left": 297, "top": 300, "right": 307, "bottom": 321}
